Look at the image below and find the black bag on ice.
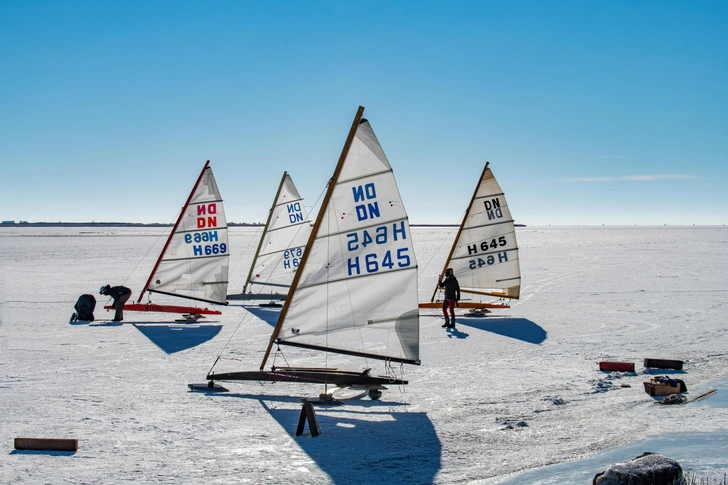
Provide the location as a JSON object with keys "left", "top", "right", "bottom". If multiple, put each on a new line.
{"left": 73, "top": 294, "right": 96, "bottom": 322}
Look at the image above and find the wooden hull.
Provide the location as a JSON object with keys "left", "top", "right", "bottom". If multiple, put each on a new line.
{"left": 418, "top": 301, "right": 510, "bottom": 309}
{"left": 207, "top": 368, "right": 407, "bottom": 387}
{"left": 105, "top": 303, "right": 221, "bottom": 316}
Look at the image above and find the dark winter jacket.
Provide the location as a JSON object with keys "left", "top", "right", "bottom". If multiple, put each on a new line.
{"left": 104, "top": 285, "right": 132, "bottom": 301}
{"left": 439, "top": 275, "right": 460, "bottom": 301}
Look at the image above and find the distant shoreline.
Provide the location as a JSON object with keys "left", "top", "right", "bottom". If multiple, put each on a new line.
{"left": 0, "top": 221, "right": 264, "bottom": 227}
{"left": 0, "top": 222, "right": 527, "bottom": 228}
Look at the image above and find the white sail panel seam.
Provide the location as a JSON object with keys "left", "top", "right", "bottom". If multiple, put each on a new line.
{"left": 175, "top": 227, "right": 229, "bottom": 235}
{"left": 337, "top": 168, "right": 393, "bottom": 186}
{"left": 296, "top": 265, "right": 418, "bottom": 291}
{"left": 312, "top": 216, "right": 411, "bottom": 240}
{"left": 449, "top": 247, "right": 519, "bottom": 262}
{"left": 463, "top": 220, "right": 516, "bottom": 230}
{"left": 265, "top": 223, "right": 309, "bottom": 234}
{"left": 158, "top": 254, "right": 231, "bottom": 262}
{"left": 255, "top": 245, "right": 306, "bottom": 257}
{"left": 474, "top": 192, "right": 505, "bottom": 200}
{"left": 274, "top": 197, "right": 304, "bottom": 207}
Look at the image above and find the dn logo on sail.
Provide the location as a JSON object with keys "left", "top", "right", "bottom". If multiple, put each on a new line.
{"left": 286, "top": 202, "right": 304, "bottom": 224}
{"left": 197, "top": 203, "right": 218, "bottom": 228}
{"left": 352, "top": 183, "right": 380, "bottom": 221}
{"left": 484, "top": 197, "right": 503, "bottom": 220}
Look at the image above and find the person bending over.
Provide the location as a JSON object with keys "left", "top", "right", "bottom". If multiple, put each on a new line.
{"left": 100, "top": 284, "right": 132, "bottom": 322}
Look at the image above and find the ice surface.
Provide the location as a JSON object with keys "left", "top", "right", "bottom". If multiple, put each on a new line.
{"left": 1, "top": 226, "right": 727, "bottom": 484}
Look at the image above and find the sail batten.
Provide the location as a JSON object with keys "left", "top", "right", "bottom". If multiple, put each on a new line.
{"left": 337, "top": 167, "right": 394, "bottom": 185}
{"left": 156, "top": 254, "right": 231, "bottom": 263}
{"left": 449, "top": 247, "right": 519, "bottom": 262}
{"left": 253, "top": 245, "right": 306, "bottom": 258}
{"left": 475, "top": 192, "right": 505, "bottom": 200}
{"left": 462, "top": 219, "right": 516, "bottom": 231}
{"left": 295, "top": 265, "right": 418, "bottom": 291}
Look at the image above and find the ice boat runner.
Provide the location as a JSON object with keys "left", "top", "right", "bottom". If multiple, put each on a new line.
{"left": 227, "top": 171, "right": 311, "bottom": 305}
{"left": 106, "top": 160, "right": 229, "bottom": 321}
{"left": 420, "top": 162, "right": 520, "bottom": 314}
{"left": 200, "top": 106, "right": 420, "bottom": 399}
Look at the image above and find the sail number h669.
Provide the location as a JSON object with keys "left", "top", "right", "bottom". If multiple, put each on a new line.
{"left": 185, "top": 203, "right": 227, "bottom": 257}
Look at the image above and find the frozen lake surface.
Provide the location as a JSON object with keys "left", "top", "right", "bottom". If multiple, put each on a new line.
{"left": 1, "top": 225, "right": 727, "bottom": 483}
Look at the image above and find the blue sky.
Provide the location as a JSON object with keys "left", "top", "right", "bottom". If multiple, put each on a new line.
{"left": 1, "top": 1, "right": 726, "bottom": 225}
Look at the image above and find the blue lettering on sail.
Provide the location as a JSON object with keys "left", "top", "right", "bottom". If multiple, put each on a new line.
{"left": 282, "top": 247, "right": 303, "bottom": 269}
{"left": 353, "top": 183, "right": 380, "bottom": 221}
{"left": 345, "top": 222, "right": 412, "bottom": 276}
{"left": 286, "top": 202, "right": 303, "bottom": 224}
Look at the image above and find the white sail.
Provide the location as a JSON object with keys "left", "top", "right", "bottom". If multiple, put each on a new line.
{"left": 274, "top": 114, "right": 420, "bottom": 364}
{"left": 439, "top": 164, "right": 520, "bottom": 300}
{"left": 145, "top": 163, "right": 230, "bottom": 305}
{"left": 244, "top": 172, "right": 311, "bottom": 293}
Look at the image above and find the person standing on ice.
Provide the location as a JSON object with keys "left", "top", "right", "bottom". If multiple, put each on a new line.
{"left": 438, "top": 268, "right": 460, "bottom": 328}
{"left": 100, "top": 284, "right": 132, "bottom": 322}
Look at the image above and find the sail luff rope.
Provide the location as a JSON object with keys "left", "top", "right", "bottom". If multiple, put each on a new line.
{"left": 417, "top": 211, "right": 467, "bottom": 300}
{"left": 324, "top": 199, "right": 331, "bottom": 393}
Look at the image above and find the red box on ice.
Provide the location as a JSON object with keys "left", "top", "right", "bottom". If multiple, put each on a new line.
{"left": 599, "top": 361, "right": 635, "bottom": 372}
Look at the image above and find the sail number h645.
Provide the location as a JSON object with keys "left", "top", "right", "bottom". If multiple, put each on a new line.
{"left": 345, "top": 183, "right": 411, "bottom": 276}
{"left": 466, "top": 236, "right": 510, "bottom": 270}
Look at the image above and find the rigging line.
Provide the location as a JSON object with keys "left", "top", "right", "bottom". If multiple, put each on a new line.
{"left": 121, "top": 219, "right": 180, "bottom": 290}
{"left": 207, "top": 310, "right": 253, "bottom": 375}
{"left": 229, "top": 226, "right": 263, "bottom": 280}
{"left": 416, "top": 208, "right": 468, "bottom": 279}
{"left": 329, "top": 194, "right": 367, "bottom": 367}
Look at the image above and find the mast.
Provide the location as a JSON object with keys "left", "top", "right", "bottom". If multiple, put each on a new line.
{"left": 259, "top": 106, "right": 365, "bottom": 370}
{"left": 429, "top": 161, "right": 490, "bottom": 303}
{"left": 242, "top": 171, "right": 288, "bottom": 294}
{"left": 138, "top": 160, "right": 211, "bottom": 303}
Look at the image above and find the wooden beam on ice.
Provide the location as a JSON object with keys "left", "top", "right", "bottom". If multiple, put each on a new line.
{"left": 14, "top": 437, "right": 78, "bottom": 452}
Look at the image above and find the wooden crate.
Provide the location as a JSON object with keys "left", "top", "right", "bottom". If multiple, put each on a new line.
{"left": 644, "top": 358, "right": 683, "bottom": 370}
{"left": 599, "top": 361, "right": 635, "bottom": 372}
{"left": 14, "top": 438, "right": 78, "bottom": 451}
{"left": 644, "top": 382, "right": 681, "bottom": 396}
